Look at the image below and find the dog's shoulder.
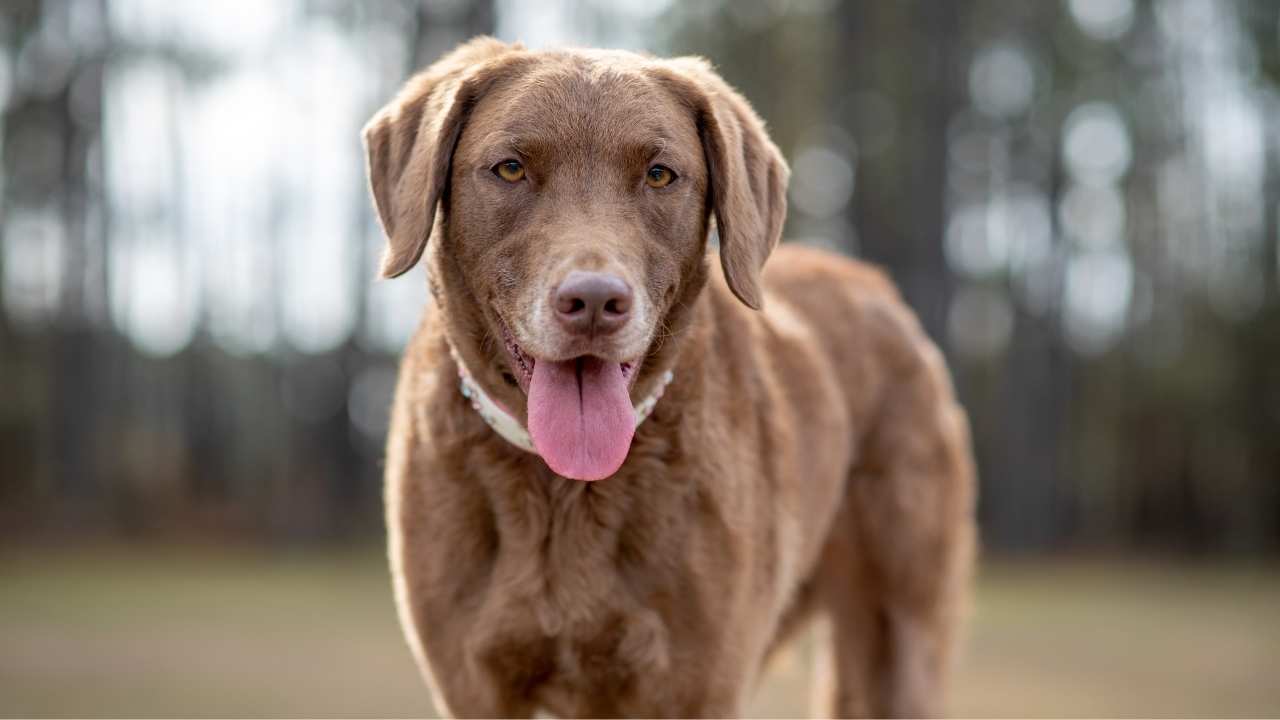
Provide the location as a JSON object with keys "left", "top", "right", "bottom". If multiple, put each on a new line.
{"left": 761, "top": 243, "right": 931, "bottom": 362}
{"left": 763, "top": 242, "right": 898, "bottom": 304}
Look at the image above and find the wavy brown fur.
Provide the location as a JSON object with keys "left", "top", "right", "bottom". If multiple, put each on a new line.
{"left": 370, "top": 38, "right": 976, "bottom": 718}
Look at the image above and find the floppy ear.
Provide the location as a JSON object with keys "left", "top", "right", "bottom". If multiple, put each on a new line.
{"left": 655, "top": 57, "right": 790, "bottom": 310}
{"left": 363, "top": 37, "right": 524, "bottom": 278}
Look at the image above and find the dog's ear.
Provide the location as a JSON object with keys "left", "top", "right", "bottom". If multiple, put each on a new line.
{"left": 654, "top": 58, "right": 789, "bottom": 310}
{"left": 363, "top": 37, "right": 525, "bottom": 278}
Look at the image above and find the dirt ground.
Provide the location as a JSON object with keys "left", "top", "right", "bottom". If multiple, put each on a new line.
{"left": 2, "top": 546, "right": 1277, "bottom": 717}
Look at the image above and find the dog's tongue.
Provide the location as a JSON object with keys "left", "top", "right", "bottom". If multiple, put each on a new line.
{"left": 527, "top": 357, "right": 633, "bottom": 481}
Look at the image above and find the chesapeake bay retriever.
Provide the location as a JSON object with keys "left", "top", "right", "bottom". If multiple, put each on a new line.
{"left": 367, "top": 37, "right": 975, "bottom": 718}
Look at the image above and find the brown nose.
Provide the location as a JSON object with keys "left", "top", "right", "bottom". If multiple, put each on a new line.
{"left": 554, "top": 271, "right": 633, "bottom": 336}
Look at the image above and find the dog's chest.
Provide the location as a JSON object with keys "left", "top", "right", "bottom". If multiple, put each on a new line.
{"left": 472, "top": 555, "right": 674, "bottom": 714}
{"left": 465, "top": 477, "right": 684, "bottom": 713}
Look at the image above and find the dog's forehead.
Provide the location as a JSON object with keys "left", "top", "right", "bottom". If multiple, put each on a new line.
{"left": 470, "top": 50, "right": 697, "bottom": 149}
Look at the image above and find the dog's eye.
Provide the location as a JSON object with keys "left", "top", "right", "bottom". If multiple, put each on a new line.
{"left": 493, "top": 160, "right": 525, "bottom": 183}
{"left": 645, "top": 165, "right": 676, "bottom": 189}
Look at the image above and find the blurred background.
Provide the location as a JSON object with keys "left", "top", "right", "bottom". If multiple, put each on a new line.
{"left": 1, "top": 0, "right": 1278, "bottom": 716}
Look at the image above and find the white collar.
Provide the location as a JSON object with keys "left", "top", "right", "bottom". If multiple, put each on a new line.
{"left": 448, "top": 346, "right": 674, "bottom": 454}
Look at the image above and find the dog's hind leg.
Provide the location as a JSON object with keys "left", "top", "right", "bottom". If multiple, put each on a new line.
{"left": 804, "top": 315, "right": 978, "bottom": 718}
{"left": 810, "top": 486, "right": 891, "bottom": 718}
{"left": 837, "top": 343, "right": 977, "bottom": 718}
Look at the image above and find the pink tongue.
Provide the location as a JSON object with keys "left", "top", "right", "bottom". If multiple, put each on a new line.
{"left": 527, "top": 357, "right": 634, "bottom": 481}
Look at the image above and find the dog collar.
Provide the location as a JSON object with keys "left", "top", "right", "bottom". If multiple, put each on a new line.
{"left": 448, "top": 347, "right": 674, "bottom": 454}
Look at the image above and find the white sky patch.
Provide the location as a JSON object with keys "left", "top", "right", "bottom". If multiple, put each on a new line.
{"left": 110, "top": 237, "right": 199, "bottom": 357}
{"left": 103, "top": 57, "right": 200, "bottom": 357}
{"left": 1201, "top": 87, "right": 1265, "bottom": 239}
{"left": 497, "top": 0, "right": 589, "bottom": 48}
{"left": 1063, "top": 102, "right": 1132, "bottom": 186}
{"left": 496, "top": 0, "right": 671, "bottom": 50}
{"left": 273, "top": 20, "right": 365, "bottom": 355}
{"left": 108, "top": 0, "right": 299, "bottom": 59}
{"left": 103, "top": 59, "right": 178, "bottom": 217}
{"left": 969, "top": 42, "right": 1035, "bottom": 119}
{"left": 790, "top": 145, "right": 855, "bottom": 220}
{"left": 1064, "top": 249, "right": 1133, "bottom": 356}
{"left": 185, "top": 70, "right": 282, "bottom": 355}
{"left": 101, "top": 3, "right": 389, "bottom": 356}
{"left": 1157, "top": 0, "right": 1268, "bottom": 319}
{"left": 1059, "top": 182, "right": 1126, "bottom": 251}
{"left": 945, "top": 186, "right": 1050, "bottom": 280}
{"left": 946, "top": 203, "right": 999, "bottom": 278}
{"left": 1000, "top": 186, "right": 1053, "bottom": 275}
{"left": 364, "top": 261, "right": 429, "bottom": 354}
{"left": 2, "top": 208, "right": 64, "bottom": 327}
{"left": 1068, "top": 0, "right": 1135, "bottom": 41}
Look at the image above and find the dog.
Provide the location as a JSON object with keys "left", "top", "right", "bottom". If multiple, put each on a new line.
{"left": 367, "top": 37, "right": 975, "bottom": 718}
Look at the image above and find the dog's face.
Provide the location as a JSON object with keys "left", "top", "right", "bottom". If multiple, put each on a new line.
{"left": 446, "top": 52, "right": 708, "bottom": 386}
{"left": 364, "top": 39, "right": 788, "bottom": 480}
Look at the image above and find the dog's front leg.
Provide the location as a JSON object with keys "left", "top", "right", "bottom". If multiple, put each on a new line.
{"left": 392, "top": 560, "right": 543, "bottom": 719}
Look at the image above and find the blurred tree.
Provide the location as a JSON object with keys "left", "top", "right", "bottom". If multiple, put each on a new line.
{"left": 0, "top": 0, "right": 494, "bottom": 542}
{"left": 1, "top": 0, "right": 1276, "bottom": 555}
{"left": 664, "top": 0, "right": 1280, "bottom": 554}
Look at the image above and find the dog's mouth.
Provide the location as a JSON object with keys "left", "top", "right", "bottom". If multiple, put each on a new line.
{"left": 496, "top": 313, "right": 641, "bottom": 390}
{"left": 496, "top": 316, "right": 640, "bottom": 481}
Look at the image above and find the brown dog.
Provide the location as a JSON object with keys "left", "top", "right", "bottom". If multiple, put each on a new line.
{"left": 367, "top": 37, "right": 975, "bottom": 718}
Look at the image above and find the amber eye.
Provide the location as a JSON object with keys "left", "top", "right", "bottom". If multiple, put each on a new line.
{"left": 494, "top": 159, "right": 525, "bottom": 183}
{"left": 645, "top": 165, "right": 676, "bottom": 189}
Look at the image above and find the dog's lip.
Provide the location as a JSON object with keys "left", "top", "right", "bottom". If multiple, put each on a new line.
{"left": 492, "top": 310, "right": 641, "bottom": 393}
{"left": 497, "top": 317, "right": 535, "bottom": 386}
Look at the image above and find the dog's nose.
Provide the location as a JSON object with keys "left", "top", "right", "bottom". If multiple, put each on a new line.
{"left": 554, "top": 271, "right": 633, "bottom": 336}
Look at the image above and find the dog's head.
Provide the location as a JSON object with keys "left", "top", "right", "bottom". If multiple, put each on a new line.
{"left": 364, "top": 38, "right": 788, "bottom": 480}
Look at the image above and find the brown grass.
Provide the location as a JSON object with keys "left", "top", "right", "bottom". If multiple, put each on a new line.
{"left": 1, "top": 546, "right": 1276, "bottom": 717}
